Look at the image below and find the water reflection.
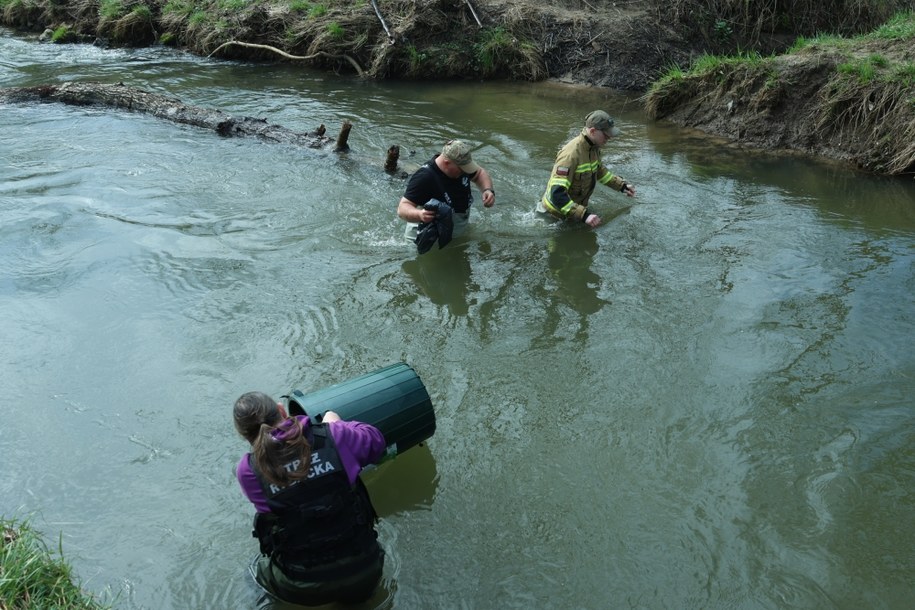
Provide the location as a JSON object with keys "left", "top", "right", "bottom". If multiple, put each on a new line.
{"left": 400, "top": 238, "right": 476, "bottom": 316}
{"left": 547, "top": 228, "right": 607, "bottom": 316}
{"left": 529, "top": 225, "right": 610, "bottom": 346}
{"left": 361, "top": 443, "right": 438, "bottom": 518}
{"left": 645, "top": 120, "right": 915, "bottom": 231}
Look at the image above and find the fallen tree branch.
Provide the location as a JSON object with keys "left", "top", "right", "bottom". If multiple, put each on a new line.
{"left": 208, "top": 40, "right": 364, "bottom": 77}
{"left": 0, "top": 81, "right": 342, "bottom": 148}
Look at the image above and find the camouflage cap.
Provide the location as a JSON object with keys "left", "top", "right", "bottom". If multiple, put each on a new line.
{"left": 584, "top": 110, "right": 621, "bottom": 136}
{"left": 441, "top": 139, "right": 480, "bottom": 174}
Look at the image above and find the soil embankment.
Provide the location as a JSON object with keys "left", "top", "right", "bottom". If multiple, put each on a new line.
{"left": 2, "top": 0, "right": 913, "bottom": 176}
{"left": 645, "top": 19, "right": 915, "bottom": 176}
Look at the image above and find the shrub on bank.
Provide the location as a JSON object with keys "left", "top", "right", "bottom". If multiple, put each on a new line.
{"left": 0, "top": 517, "right": 110, "bottom": 610}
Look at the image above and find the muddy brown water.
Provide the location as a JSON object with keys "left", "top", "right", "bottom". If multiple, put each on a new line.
{"left": 2, "top": 29, "right": 914, "bottom": 609}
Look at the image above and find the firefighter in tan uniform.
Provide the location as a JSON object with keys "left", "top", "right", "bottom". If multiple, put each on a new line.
{"left": 539, "top": 110, "right": 636, "bottom": 227}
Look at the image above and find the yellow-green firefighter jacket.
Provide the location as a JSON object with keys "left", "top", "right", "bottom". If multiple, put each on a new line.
{"left": 541, "top": 129, "right": 627, "bottom": 222}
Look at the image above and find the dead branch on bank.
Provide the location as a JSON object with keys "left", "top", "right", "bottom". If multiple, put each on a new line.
{"left": 0, "top": 81, "right": 345, "bottom": 149}
{"left": 370, "top": 0, "right": 396, "bottom": 45}
{"left": 464, "top": 0, "right": 483, "bottom": 27}
{"left": 208, "top": 41, "right": 364, "bottom": 77}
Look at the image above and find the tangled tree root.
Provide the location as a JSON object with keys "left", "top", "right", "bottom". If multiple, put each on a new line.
{"left": 208, "top": 40, "right": 364, "bottom": 76}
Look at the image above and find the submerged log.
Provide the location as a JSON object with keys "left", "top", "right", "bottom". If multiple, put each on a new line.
{"left": 0, "top": 81, "right": 342, "bottom": 149}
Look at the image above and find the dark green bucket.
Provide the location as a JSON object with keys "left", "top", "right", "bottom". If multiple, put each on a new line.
{"left": 286, "top": 362, "right": 435, "bottom": 460}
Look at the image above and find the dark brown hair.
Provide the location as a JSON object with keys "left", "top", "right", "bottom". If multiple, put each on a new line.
{"left": 233, "top": 391, "right": 312, "bottom": 488}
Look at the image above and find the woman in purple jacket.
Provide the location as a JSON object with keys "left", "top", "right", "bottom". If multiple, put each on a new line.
{"left": 233, "top": 391, "right": 386, "bottom": 606}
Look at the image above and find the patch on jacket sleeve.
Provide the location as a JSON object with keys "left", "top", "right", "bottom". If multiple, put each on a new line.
{"left": 556, "top": 166, "right": 569, "bottom": 176}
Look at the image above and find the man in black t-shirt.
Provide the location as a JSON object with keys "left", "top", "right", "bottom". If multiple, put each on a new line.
{"left": 397, "top": 139, "right": 496, "bottom": 241}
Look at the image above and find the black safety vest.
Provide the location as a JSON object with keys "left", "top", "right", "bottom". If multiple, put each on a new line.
{"left": 250, "top": 425, "right": 381, "bottom": 581}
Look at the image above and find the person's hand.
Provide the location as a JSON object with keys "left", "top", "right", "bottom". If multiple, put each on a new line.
{"left": 482, "top": 188, "right": 495, "bottom": 207}
{"left": 417, "top": 207, "right": 435, "bottom": 223}
{"left": 321, "top": 410, "right": 342, "bottom": 423}
{"left": 585, "top": 213, "right": 602, "bottom": 227}
{"left": 621, "top": 183, "right": 636, "bottom": 197}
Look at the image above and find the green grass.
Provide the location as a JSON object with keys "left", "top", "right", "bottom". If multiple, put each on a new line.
{"left": 665, "top": 12, "right": 915, "bottom": 90}
{"left": 868, "top": 53, "right": 889, "bottom": 68}
{"left": 647, "top": 51, "right": 769, "bottom": 98}
{"left": 162, "top": 0, "right": 194, "bottom": 17}
{"left": 219, "top": 0, "right": 248, "bottom": 10}
{"left": 838, "top": 58, "right": 877, "bottom": 82}
{"left": 327, "top": 21, "right": 343, "bottom": 39}
{"left": 474, "top": 26, "right": 513, "bottom": 72}
{"left": 1, "top": 517, "right": 110, "bottom": 610}
{"left": 131, "top": 4, "right": 152, "bottom": 20}
{"left": 869, "top": 10, "right": 915, "bottom": 39}
{"left": 50, "top": 25, "right": 70, "bottom": 42}
{"left": 789, "top": 11, "right": 915, "bottom": 51}
{"left": 787, "top": 33, "right": 847, "bottom": 53}
{"left": 189, "top": 10, "right": 207, "bottom": 26}
{"left": 406, "top": 44, "right": 427, "bottom": 71}
{"left": 837, "top": 53, "right": 907, "bottom": 84}
{"left": 657, "top": 62, "right": 687, "bottom": 82}
{"left": 764, "top": 67, "right": 780, "bottom": 89}
{"left": 98, "top": 0, "right": 126, "bottom": 20}
{"left": 689, "top": 50, "right": 765, "bottom": 74}
{"left": 890, "top": 62, "right": 915, "bottom": 85}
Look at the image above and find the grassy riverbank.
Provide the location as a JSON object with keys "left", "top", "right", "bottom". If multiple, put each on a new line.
{"left": 1, "top": 517, "right": 109, "bottom": 610}
{"left": 645, "top": 11, "right": 915, "bottom": 177}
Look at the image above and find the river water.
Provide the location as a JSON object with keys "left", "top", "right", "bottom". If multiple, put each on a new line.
{"left": 1, "top": 28, "right": 914, "bottom": 610}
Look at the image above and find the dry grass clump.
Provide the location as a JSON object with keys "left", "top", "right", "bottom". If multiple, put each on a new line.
{"left": 105, "top": 3, "right": 156, "bottom": 46}
{"left": 1, "top": 0, "right": 46, "bottom": 29}
{"left": 815, "top": 61, "right": 915, "bottom": 174}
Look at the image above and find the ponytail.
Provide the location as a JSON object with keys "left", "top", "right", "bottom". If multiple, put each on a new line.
{"left": 251, "top": 416, "right": 313, "bottom": 488}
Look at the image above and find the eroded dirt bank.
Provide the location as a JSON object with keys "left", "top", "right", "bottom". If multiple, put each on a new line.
{"left": 645, "top": 22, "right": 915, "bottom": 177}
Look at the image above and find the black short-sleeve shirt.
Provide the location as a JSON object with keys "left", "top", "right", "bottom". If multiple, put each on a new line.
{"left": 403, "top": 154, "right": 477, "bottom": 214}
